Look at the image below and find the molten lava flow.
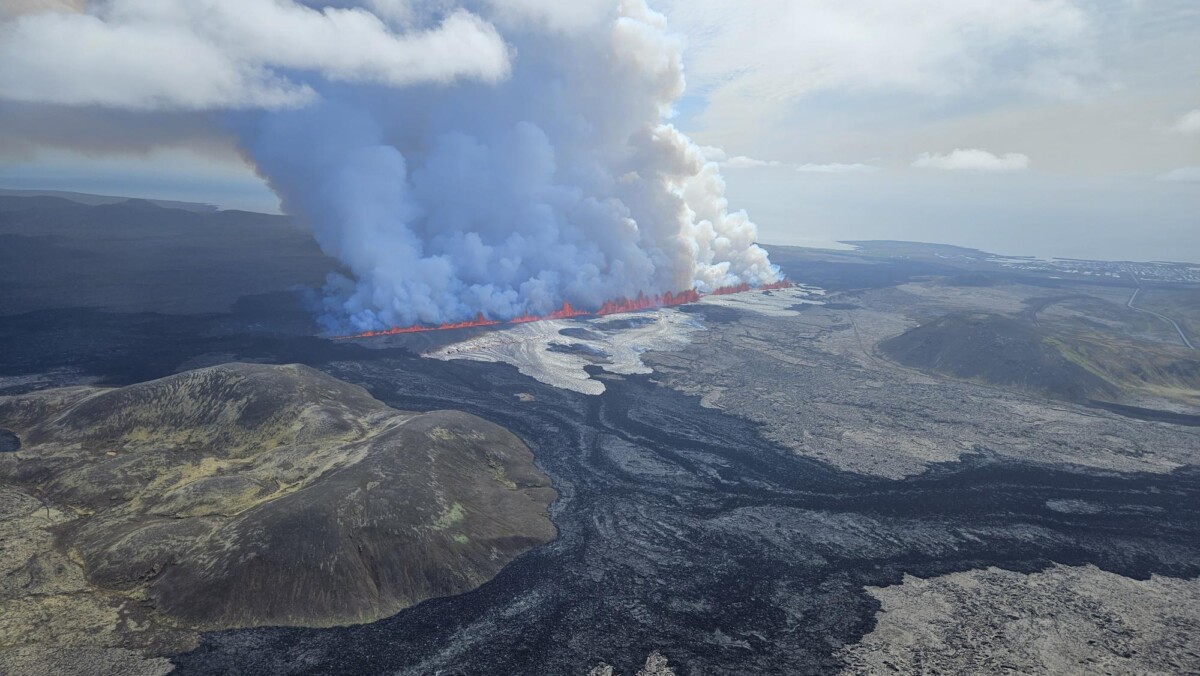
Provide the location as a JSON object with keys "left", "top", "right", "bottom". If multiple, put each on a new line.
{"left": 340, "top": 280, "right": 791, "bottom": 339}
{"left": 348, "top": 313, "right": 502, "bottom": 338}
{"left": 709, "top": 280, "right": 791, "bottom": 296}
{"left": 709, "top": 282, "right": 749, "bottom": 296}
{"left": 592, "top": 289, "right": 700, "bottom": 316}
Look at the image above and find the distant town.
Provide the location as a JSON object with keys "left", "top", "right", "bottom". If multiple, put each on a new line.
{"left": 842, "top": 240, "right": 1200, "bottom": 287}
{"left": 988, "top": 257, "right": 1200, "bottom": 285}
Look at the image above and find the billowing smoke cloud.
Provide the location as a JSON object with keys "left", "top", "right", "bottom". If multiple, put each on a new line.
{"left": 0, "top": 0, "right": 780, "bottom": 332}
{"left": 245, "top": 1, "right": 779, "bottom": 331}
{"left": 0, "top": 0, "right": 509, "bottom": 110}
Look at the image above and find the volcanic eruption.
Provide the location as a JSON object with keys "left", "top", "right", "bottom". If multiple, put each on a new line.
{"left": 344, "top": 280, "right": 793, "bottom": 339}
{"left": 237, "top": 0, "right": 782, "bottom": 334}
{"left": 0, "top": 0, "right": 783, "bottom": 332}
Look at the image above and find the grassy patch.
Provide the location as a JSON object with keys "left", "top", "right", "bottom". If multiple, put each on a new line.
{"left": 433, "top": 502, "right": 466, "bottom": 530}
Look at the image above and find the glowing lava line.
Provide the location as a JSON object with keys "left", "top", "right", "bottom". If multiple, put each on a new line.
{"left": 340, "top": 280, "right": 791, "bottom": 339}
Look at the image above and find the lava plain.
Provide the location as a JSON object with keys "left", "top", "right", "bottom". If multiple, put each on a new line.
{"left": 172, "top": 355, "right": 1200, "bottom": 674}
{"left": 1, "top": 308, "right": 1197, "bottom": 674}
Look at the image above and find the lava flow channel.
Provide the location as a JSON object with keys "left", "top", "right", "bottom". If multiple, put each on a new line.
{"left": 341, "top": 280, "right": 791, "bottom": 339}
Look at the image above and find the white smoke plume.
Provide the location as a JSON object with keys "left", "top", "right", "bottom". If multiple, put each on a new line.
{"left": 0, "top": 0, "right": 781, "bottom": 332}
{"left": 240, "top": 0, "right": 779, "bottom": 331}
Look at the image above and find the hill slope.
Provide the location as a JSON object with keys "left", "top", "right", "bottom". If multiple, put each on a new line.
{"left": 0, "top": 363, "right": 556, "bottom": 633}
{"left": 880, "top": 313, "right": 1120, "bottom": 402}
{"left": 0, "top": 195, "right": 334, "bottom": 316}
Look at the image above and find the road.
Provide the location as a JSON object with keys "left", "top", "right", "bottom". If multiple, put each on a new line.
{"left": 1127, "top": 280, "right": 1195, "bottom": 350}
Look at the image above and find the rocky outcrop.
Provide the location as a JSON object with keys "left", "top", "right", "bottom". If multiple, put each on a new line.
{"left": 588, "top": 651, "right": 677, "bottom": 676}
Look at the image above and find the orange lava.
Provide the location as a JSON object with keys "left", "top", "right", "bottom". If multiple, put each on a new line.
{"left": 340, "top": 279, "right": 791, "bottom": 339}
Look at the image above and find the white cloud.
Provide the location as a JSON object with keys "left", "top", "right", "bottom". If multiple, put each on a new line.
{"left": 912, "top": 149, "right": 1030, "bottom": 172}
{"left": 358, "top": 0, "right": 415, "bottom": 26}
{"left": 1171, "top": 109, "right": 1200, "bottom": 134}
{"left": 0, "top": 0, "right": 510, "bottom": 111}
{"left": 664, "top": 0, "right": 1095, "bottom": 139}
{"left": 701, "top": 146, "right": 878, "bottom": 173}
{"left": 698, "top": 145, "right": 727, "bottom": 162}
{"left": 481, "top": 0, "right": 613, "bottom": 32}
{"left": 1157, "top": 166, "right": 1200, "bottom": 182}
{"left": 723, "top": 156, "right": 782, "bottom": 169}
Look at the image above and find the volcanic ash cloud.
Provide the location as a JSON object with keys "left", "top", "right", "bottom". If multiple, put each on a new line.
{"left": 240, "top": 0, "right": 780, "bottom": 332}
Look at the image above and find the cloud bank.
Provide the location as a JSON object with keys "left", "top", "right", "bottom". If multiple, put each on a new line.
{"left": 912, "top": 149, "right": 1031, "bottom": 172}
{"left": 0, "top": 0, "right": 510, "bottom": 110}
{"left": 700, "top": 147, "right": 878, "bottom": 173}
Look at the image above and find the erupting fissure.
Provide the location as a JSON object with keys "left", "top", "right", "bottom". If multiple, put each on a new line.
{"left": 341, "top": 281, "right": 791, "bottom": 339}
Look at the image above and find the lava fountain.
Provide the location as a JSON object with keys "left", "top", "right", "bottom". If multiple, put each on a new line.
{"left": 339, "top": 281, "right": 791, "bottom": 339}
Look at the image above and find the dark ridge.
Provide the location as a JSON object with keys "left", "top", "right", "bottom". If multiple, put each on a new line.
{"left": 0, "top": 429, "right": 18, "bottom": 453}
{"left": 774, "top": 258, "right": 965, "bottom": 292}
{"left": 0, "top": 195, "right": 85, "bottom": 213}
{"left": 100, "top": 198, "right": 167, "bottom": 212}
{"left": 0, "top": 196, "right": 334, "bottom": 317}
{"left": 1087, "top": 400, "right": 1200, "bottom": 427}
{"left": 596, "top": 316, "right": 657, "bottom": 331}
{"left": 880, "top": 312, "right": 1120, "bottom": 402}
{"left": 546, "top": 342, "right": 612, "bottom": 363}
{"left": 0, "top": 189, "right": 219, "bottom": 213}
{"left": 677, "top": 303, "right": 742, "bottom": 324}
{"left": 558, "top": 327, "right": 605, "bottom": 341}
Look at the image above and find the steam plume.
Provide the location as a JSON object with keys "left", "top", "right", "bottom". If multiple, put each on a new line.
{"left": 0, "top": 0, "right": 781, "bottom": 332}
{"left": 241, "top": 0, "right": 779, "bottom": 332}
